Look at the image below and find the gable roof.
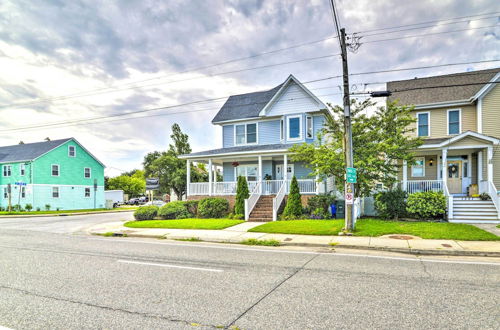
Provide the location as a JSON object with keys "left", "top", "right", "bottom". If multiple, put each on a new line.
{"left": 211, "top": 74, "right": 327, "bottom": 124}
{"left": 419, "top": 131, "right": 500, "bottom": 149}
{"left": 387, "top": 68, "right": 500, "bottom": 106}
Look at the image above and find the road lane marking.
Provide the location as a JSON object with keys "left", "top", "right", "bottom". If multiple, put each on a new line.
{"left": 117, "top": 259, "right": 223, "bottom": 272}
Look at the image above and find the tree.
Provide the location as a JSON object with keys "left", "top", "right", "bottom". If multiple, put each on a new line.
{"left": 107, "top": 175, "right": 145, "bottom": 197}
{"left": 282, "top": 176, "right": 303, "bottom": 218}
{"left": 290, "top": 100, "right": 422, "bottom": 197}
{"left": 234, "top": 176, "right": 249, "bottom": 215}
{"left": 143, "top": 123, "right": 193, "bottom": 200}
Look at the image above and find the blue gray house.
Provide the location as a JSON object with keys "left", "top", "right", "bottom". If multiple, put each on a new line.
{"left": 180, "top": 75, "right": 333, "bottom": 221}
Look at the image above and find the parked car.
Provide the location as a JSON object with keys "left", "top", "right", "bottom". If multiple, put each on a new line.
{"left": 144, "top": 199, "right": 166, "bottom": 207}
{"left": 127, "top": 196, "right": 148, "bottom": 205}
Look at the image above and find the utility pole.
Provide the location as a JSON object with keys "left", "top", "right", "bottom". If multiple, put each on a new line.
{"left": 340, "top": 28, "right": 355, "bottom": 232}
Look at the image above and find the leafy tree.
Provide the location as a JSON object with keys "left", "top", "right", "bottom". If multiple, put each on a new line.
{"left": 234, "top": 176, "right": 249, "bottom": 215}
{"left": 107, "top": 175, "right": 145, "bottom": 197}
{"left": 290, "top": 100, "right": 422, "bottom": 197}
{"left": 282, "top": 176, "right": 303, "bottom": 218}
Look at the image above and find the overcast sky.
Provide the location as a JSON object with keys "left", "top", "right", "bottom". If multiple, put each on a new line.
{"left": 0, "top": 0, "right": 499, "bottom": 176}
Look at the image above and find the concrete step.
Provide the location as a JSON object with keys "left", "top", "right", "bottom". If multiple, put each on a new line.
{"left": 454, "top": 212, "right": 498, "bottom": 217}
{"left": 451, "top": 215, "right": 499, "bottom": 220}
{"left": 453, "top": 200, "right": 494, "bottom": 204}
{"left": 453, "top": 204, "right": 496, "bottom": 208}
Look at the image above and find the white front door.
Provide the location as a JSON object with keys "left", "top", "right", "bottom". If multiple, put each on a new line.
{"left": 276, "top": 164, "right": 294, "bottom": 180}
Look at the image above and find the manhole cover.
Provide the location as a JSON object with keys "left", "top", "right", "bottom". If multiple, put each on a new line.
{"left": 388, "top": 235, "right": 416, "bottom": 240}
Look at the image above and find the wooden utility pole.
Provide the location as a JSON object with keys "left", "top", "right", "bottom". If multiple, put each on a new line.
{"left": 340, "top": 28, "right": 355, "bottom": 231}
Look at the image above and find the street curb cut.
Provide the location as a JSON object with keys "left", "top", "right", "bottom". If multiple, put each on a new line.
{"left": 0, "top": 210, "right": 135, "bottom": 218}
{"left": 91, "top": 231, "right": 500, "bottom": 258}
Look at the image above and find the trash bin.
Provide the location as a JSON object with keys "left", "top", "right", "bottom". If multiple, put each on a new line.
{"left": 330, "top": 204, "right": 337, "bottom": 219}
{"left": 335, "top": 200, "right": 345, "bottom": 219}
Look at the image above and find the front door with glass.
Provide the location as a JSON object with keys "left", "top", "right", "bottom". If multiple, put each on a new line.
{"left": 447, "top": 160, "right": 462, "bottom": 194}
{"left": 276, "top": 164, "right": 294, "bottom": 180}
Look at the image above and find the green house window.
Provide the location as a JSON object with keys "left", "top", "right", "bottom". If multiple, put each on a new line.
{"left": 51, "top": 165, "right": 60, "bottom": 177}
{"left": 3, "top": 165, "right": 11, "bottom": 177}
{"left": 52, "top": 187, "right": 59, "bottom": 198}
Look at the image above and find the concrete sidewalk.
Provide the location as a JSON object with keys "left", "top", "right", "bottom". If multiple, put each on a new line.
{"left": 0, "top": 209, "right": 135, "bottom": 218}
{"left": 87, "top": 221, "right": 500, "bottom": 257}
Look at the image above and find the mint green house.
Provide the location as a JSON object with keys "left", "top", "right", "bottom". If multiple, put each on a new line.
{"left": 0, "top": 138, "right": 105, "bottom": 210}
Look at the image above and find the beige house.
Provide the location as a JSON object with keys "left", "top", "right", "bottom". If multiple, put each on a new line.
{"left": 388, "top": 68, "right": 500, "bottom": 223}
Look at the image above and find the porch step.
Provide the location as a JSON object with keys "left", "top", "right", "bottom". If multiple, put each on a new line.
{"left": 450, "top": 198, "right": 499, "bottom": 223}
{"left": 248, "top": 196, "right": 276, "bottom": 222}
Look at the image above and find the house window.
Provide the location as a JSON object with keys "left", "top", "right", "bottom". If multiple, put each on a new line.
{"left": 84, "top": 167, "right": 91, "bottom": 178}
{"left": 448, "top": 109, "right": 460, "bottom": 135}
{"left": 21, "top": 186, "right": 26, "bottom": 198}
{"left": 306, "top": 116, "right": 313, "bottom": 139}
{"left": 235, "top": 164, "right": 258, "bottom": 181}
{"left": 287, "top": 115, "right": 302, "bottom": 140}
{"left": 3, "top": 165, "right": 12, "bottom": 177}
{"left": 68, "top": 145, "right": 76, "bottom": 157}
{"left": 52, "top": 164, "right": 60, "bottom": 176}
{"left": 235, "top": 123, "right": 257, "bottom": 145}
{"left": 3, "top": 187, "right": 8, "bottom": 199}
{"left": 85, "top": 187, "right": 91, "bottom": 198}
{"left": 52, "top": 187, "right": 59, "bottom": 198}
{"left": 417, "top": 113, "right": 429, "bottom": 137}
{"left": 411, "top": 157, "right": 425, "bottom": 177}
{"left": 20, "top": 163, "right": 26, "bottom": 176}
{"left": 280, "top": 119, "right": 284, "bottom": 141}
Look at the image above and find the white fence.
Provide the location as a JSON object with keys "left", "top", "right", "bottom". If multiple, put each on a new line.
{"left": 401, "top": 180, "right": 443, "bottom": 194}
{"left": 244, "top": 182, "right": 261, "bottom": 220}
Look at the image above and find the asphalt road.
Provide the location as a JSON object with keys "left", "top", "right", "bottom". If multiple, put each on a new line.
{"left": 0, "top": 214, "right": 499, "bottom": 329}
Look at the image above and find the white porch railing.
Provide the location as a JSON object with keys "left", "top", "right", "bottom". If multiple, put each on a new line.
{"left": 402, "top": 180, "right": 444, "bottom": 194}
{"left": 272, "top": 180, "right": 286, "bottom": 221}
{"left": 244, "top": 182, "right": 261, "bottom": 221}
{"left": 188, "top": 179, "right": 316, "bottom": 196}
{"left": 480, "top": 180, "right": 500, "bottom": 219}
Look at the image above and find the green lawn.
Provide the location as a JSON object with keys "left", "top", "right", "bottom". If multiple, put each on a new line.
{"left": 249, "top": 219, "right": 500, "bottom": 241}
{"left": 124, "top": 219, "right": 244, "bottom": 230}
{"left": 0, "top": 208, "right": 136, "bottom": 215}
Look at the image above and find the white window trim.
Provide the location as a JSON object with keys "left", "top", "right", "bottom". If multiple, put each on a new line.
{"left": 416, "top": 112, "right": 430, "bottom": 137}
{"left": 20, "top": 163, "right": 26, "bottom": 176}
{"left": 411, "top": 157, "right": 426, "bottom": 177}
{"left": 84, "top": 187, "right": 91, "bottom": 198}
{"left": 3, "top": 187, "right": 8, "bottom": 199}
{"left": 52, "top": 186, "right": 60, "bottom": 198}
{"left": 280, "top": 118, "right": 284, "bottom": 142}
{"left": 287, "top": 115, "right": 303, "bottom": 141}
{"left": 306, "top": 115, "right": 313, "bottom": 139}
{"left": 3, "top": 165, "right": 12, "bottom": 177}
{"left": 446, "top": 108, "right": 462, "bottom": 136}
{"left": 51, "top": 164, "right": 60, "bottom": 177}
{"left": 234, "top": 122, "right": 259, "bottom": 146}
{"left": 84, "top": 167, "right": 91, "bottom": 179}
{"left": 21, "top": 186, "right": 26, "bottom": 198}
{"left": 68, "top": 145, "right": 76, "bottom": 157}
{"left": 234, "top": 164, "right": 259, "bottom": 181}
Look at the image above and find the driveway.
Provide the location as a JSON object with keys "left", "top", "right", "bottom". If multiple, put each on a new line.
{"left": 0, "top": 211, "right": 134, "bottom": 234}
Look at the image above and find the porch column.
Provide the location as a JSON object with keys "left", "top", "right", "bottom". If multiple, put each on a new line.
{"left": 402, "top": 160, "right": 407, "bottom": 191}
{"left": 315, "top": 174, "right": 320, "bottom": 195}
{"left": 258, "top": 156, "right": 263, "bottom": 194}
{"left": 442, "top": 149, "right": 448, "bottom": 186}
{"left": 284, "top": 154, "right": 288, "bottom": 193}
{"left": 186, "top": 160, "right": 191, "bottom": 196}
{"left": 487, "top": 146, "right": 493, "bottom": 182}
{"left": 478, "top": 151, "right": 483, "bottom": 182}
{"left": 208, "top": 158, "right": 213, "bottom": 196}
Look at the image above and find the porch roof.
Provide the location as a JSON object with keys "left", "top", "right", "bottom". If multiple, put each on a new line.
{"left": 418, "top": 131, "right": 500, "bottom": 149}
{"left": 179, "top": 143, "right": 296, "bottom": 159}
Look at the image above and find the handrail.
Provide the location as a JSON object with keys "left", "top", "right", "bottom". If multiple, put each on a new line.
{"left": 272, "top": 180, "right": 286, "bottom": 221}
{"left": 244, "top": 181, "right": 261, "bottom": 221}
{"left": 442, "top": 180, "right": 453, "bottom": 220}
{"left": 482, "top": 180, "right": 500, "bottom": 219}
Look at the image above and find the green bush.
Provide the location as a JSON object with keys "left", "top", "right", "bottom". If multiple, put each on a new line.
{"left": 310, "top": 207, "right": 331, "bottom": 219}
{"left": 25, "top": 204, "right": 33, "bottom": 212}
{"left": 374, "top": 189, "right": 408, "bottom": 220}
{"left": 45, "top": 204, "right": 50, "bottom": 211}
{"left": 133, "top": 205, "right": 159, "bottom": 220}
{"left": 198, "top": 197, "right": 229, "bottom": 218}
{"left": 306, "top": 194, "right": 335, "bottom": 214}
{"left": 184, "top": 200, "right": 199, "bottom": 216}
{"left": 228, "top": 213, "right": 244, "bottom": 220}
{"left": 406, "top": 191, "right": 446, "bottom": 219}
{"left": 12, "top": 204, "right": 22, "bottom": 212}
{"left": 158, "top": 201, "right": 192, "bottom": 219}
{"left": 282, "top": 176, "right": 303, "bottom": 218}
{"left": 234, "top": 176, "right": 249, "bottom": 214}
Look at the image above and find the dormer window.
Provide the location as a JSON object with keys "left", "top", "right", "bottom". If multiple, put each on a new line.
{"left": 68, "top": 145, "right": 76, "bottom": 157}
{"left": 447, "top": 109, "right": 461, "bottom": 135}
{"left": 417, "top": 112, "right": 429, "bottom": 137}
{"left": 235, "top": 123, "right": 257, "bottom": 145}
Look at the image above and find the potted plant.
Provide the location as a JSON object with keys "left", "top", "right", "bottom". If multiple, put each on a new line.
{"left": 479, "top": 192, "right": 491, "bottom": 201}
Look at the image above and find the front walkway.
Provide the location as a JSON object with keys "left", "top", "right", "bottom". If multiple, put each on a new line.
{"left": 88, "top": 222, "right": 500, "bottom": 256}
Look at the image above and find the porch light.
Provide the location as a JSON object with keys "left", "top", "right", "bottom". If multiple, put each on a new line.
{"left": 429, "top": 158, "right": 434, "bottom": 166}
{"left": 232, "top": 162, "right": 239, "bottom": 167}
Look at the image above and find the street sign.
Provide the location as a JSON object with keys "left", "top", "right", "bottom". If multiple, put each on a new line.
{"left": 346, "top": 167, "right": 357, "bottom": 183}
{"left": 14, "top": 182, "right": 27, "bottom": 186}
{"left": 146, "top": 178, "right": 160, "bottom": 190}
{"left": 345, "top": 192, "right": 354, "bottom": 205}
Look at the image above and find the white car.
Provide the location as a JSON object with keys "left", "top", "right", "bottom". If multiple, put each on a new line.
{"left": 144, "top": 200, "right": 166, "bottom": 207}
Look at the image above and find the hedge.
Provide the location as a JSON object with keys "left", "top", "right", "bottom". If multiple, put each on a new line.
{"left": 158, "top": 201, "right": 192, "bottom": 219}
{"left": 134, "top": 205, "right": 159, "bottom": 220}
{"left": 198, "top": 197, "right": 229, "bottom": 218}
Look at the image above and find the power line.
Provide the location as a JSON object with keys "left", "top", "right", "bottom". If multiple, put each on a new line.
{"left": 363, "top": 23, "right": 499, "bottom": 44}
{"left": 0, "top": 53, "right": 340, "bottom": 109}
{"left": 354, "top": 11, "right": 500, "bottom": 34}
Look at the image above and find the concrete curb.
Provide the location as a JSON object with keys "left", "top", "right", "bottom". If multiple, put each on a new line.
{"left": 91, "top": 230, "right": 500, "bottom": 258}
{"left": 0, "top": 209, "right": 135, "bottom": 218}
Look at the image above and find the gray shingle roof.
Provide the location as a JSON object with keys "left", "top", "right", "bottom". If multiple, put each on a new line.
{"left": 387, "top": 68, "right": 499, "bottom": 106}
{"left": 182, "top": 143, "right": 296, "bottom": 158}
{"left": 0, "top": 138, "right": 72, "bottom": 163}
{"left": 211, "top": 83, "right": 283, "bottom": 123}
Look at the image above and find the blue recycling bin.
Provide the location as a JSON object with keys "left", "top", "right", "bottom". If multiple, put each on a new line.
{"left": 330, "top": 204, "right": 337, "bottom": 219}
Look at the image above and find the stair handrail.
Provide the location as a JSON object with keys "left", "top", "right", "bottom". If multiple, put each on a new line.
{"left": 272, "top": 180, "right": 286, "bottom": 221}
{"left": 442, "top": 180, "right": 453, "bottom": 220}
{"left": 484, "top": 180, "right": 500, "bottom": 219}
{"left": 244, "top": 181, "right": 261, "bottom": 221}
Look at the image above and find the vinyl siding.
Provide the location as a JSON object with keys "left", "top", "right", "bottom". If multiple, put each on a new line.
{"left": 223, "top": 125, "right": 234, "bottom": 148}
{"left": 258, "top": 120, "right": 281, "bottom": 145}
{"left": 266, "top": 81, "right": 321, "bottom": 116}
{"left": 313, "top": 115, "right": 326, "bottom": 139}
{"left": 451, "top": 136, "right": 490, "bottom": 147}
{"left": 398, "top": 155, "right": 438, "bottom": 181}
{"left": 481, "top": 84, "right": 500, "bottom": 138}
{"left": 407, "top": 105, "right": 477, "bottom": 139}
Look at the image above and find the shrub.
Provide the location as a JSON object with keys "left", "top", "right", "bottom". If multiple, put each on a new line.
{"left": 184, "top": 200, "right": 199, "bottom": 216}
{"left": 310, "top": 208, "right": 331, "bottom": 219}
{"left": 306, "top": 194, "right": 335, "bottom": 214}
{"left": 198, "top": 197, "right": 229, "bottom": 218}
{"left": 282, "top": 176, "right": 303, "bottom": 218}
{"left": 36, "top": 207, "right": 41, "bottom": 211}
{"left": 234, "top": 176, "right": 249, "bottom": 215}
{"left": 228, "top": 213, "right": 244, "bottom": 220}
{"left": 25, "top": 204, "right": 33, "bottom": 212}
{"left": 158, "top": 201, "right": 192, "bottom": 219}
{"left": 45, "top": 204, "right": 51, "bottom": 211}
{"left": 12, "top": 204, "right": 22, "bottom": 212}
{"left": 133, "top": 205, "right": 159, "bottom": 220}
{"left": 374, "top": 189, "right": 408, "bottom": 220}
{"left": 406, "top": 191, "right": 446, "bottom": 219}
